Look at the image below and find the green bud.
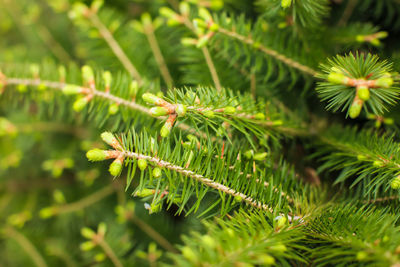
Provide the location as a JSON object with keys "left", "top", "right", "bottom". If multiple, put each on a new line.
{"left": 182, "top": 247, "right": 197, "bottom": 263}
{"left": 138, "top": 159, "right": 147, "bottom": 171}
{"left": 58, "top": 65, "right": 66, "bottom": 81}
{"left": 82, "top": 65, "right": 94, "bottom": 83}
{"left": 377, "top": 31, "right": 388, "bottom": 39}
{"left": 203, "top": 110, "right": 215, "bottom": 118}
{"left": 81, "top": 227, "right": 96, "bottom": 239}
{"left": 375, "top": 120, "right": 382, "bottom": 128}
{"left": 101, "top": 132, "right": 116, "bottom": 146}
{"left": 142, "top": 93, "right": 159, "bottom": 104}
{"left": 159, "top": 7, "right": 177, "bottom": 19}
{"left": 141, "top": 12, "right": 152, "bottom": 26}
{"left": 167, "top": 18, "right": 182, "bottom": 27}
{"left": 270, "top": 243, "right": 287, "bottom": 252}
{"left": 80, "top": 241, "right": 96, "bottom": 251}
{"left": 196, "top": 35, "right": 210, "bottom": 48}
{"left": 244, "top": 150, "right": 254, "bottom": 159}
{"left": 277, "top": 216, "right": 287, "bottom": 228}
{"left": 30, "top": 64, "right": 40, "bottom": 77}
{"left": 73, "top": 97, "right": 89, "bottom": 112}
{"left": 17, "top": 84, "right": 27, "bottom": 93}
{"left": 179, "top": 2, "right": 190, "bottom": 15}
{"left": 272, "top": 120, "right": 283, "bottom": 126}
{"left": 135, "top": 188, "right": 155, "bottom": 197}
{"left": 94, "top": 253, "right": 106, "bottom": 262}
{"left": 384, "top": 118, "right": 394, "bottom": 125}
{"left": 160, "top": 123, "right": 171, "bottom": 137}
{"left": 108, "top": 103, "right": 119, "bottom": 115}
{"left": 109, "top": 159, "right": 123, "bottom": 176}
{"left": 193, "top": 18, "right": 208, "bottom": 29}
{"left": 37, "top": 83, "right": 47, "bottom": 91}
{"left": 131, "top": 20, "right": 144, "bottom": 33}
{"left": 102, "top": 71, "right": 112, "bottom": 87}
{"left": 234, "top": 195, "right": 243, "bottom": 202}
{"left": 181, "top": 38, "right": 197, "bottom": 46}
{"left": 39, "top": 207, "right": 56, "bottom": 219}
{"left": 253, "top": 152, "right": 268, "bottom": 161}
{"left": 176, "top": 104, "right": 187, "bottom": 117}
{"left": 91, "top": 0, "right": 104, "bottom": 13}
{"left": 328, "top": 72, "right": 347, "bottom": 85}
{"left": 97, "top": 222, "right": 107, "bottom": 236}
{"left": 370, "top": 39, "right": 381, "bottom": 47}
{"left": 373, "top": 160, "right": 384, "bottom": 167}
{"left": 150, "top": 106, "right": 169, "bottom": 116}
{"left": 153, "top": 167, "right": 162, "bottom": 178}
{"left": 201, "top": 235, "right": 216, "bottom": 248}
{"left": 254, "top": 113, "right": 265, "bottom": 120}
{"left": 357, "top": 154, "right": 367, "bottom": 161}
{"left": 62, "top": 85, "right": 82, "bottom": 95}
{"left": 349, "top": 99, "right": 363, "bottom": 119}
{"left": 258, "top": 254, "right": 275, "bottom": 265}
{"left": 375, "top": 77, "right": 393, "bottom": 88}
{"left": 357, "top": 86, "right": 370, "bottom": 101}
{"left": 281, "top": 0, "right": 292, "bottom": 8}
{"left": 86, "top": 149, "right": 108, "bottom": 161}
{"left": 356, "top": 251, "right": 368, "bottom": 261}
{"left": 355, "top": 35, "right": 365, "bottom": 42}
{"left": 129, "top": 80, "right": 139, "bottom": 97}
{"left": 390, "top": 176, "right": 400, "bottom": 189}
{"left": 210, "top": 0, "right": 224, "bottom": 10}
{"left": 224, "top": 106, "right": 236, "bottom": 114}
{"left": 199, "top": 8, "right": 212, "bottom": 21}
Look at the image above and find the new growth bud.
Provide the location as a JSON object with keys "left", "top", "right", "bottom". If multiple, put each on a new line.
{"left": 357, "top": 85, "right": 370, "bottom": 101}
{"left": 62, "top": 85, "right": 82, "bottom": 95}
{"left": 349, "top": 98, "right": 363, "bottom": 119}
{"left": 109, "top": 157, "right": 123, "bottom": 176}
{"left": 73, "top": 96, "right": 90, "bottom": 112}
{"left": 150, "top": 106, "right": 169, "bottom": 116}
{"left": 138, "top": 158, "right": 148, "bottom": 171}
{"left": 153, "top": 167, "right": 162, "bottom": 178}
{"left": 390, "top": 176, "right": 400, "bottom": 189}
{"left": 82, "top": 65, "right": 94, "bottom": 84}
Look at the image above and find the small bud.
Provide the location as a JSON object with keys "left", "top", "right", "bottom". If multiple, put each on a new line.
{"left": 17, "top": 84, "right": 27, "bottom": 93}
{"left": 159, "top": 7, "right": 177, "bottom": 19}
{"left": 270, "top": 243, "right": 287, "bottom": 252}
{"left": 109, "top": 158, "right": 123, "bottom": 176}
{"left": 73, "top": 97, "right": 89, "bottom": 112}
{"left": 86, "top": 149, "right": 108, "bottom": 161}
{"left": 80, "top": 241, "right": 96, "bottom": 251}
{"left": 203, "top": 110, "right": 215, "bottom": 118}
{"left": 281, "top": 0, "right": 292, "bottom": 8}
{"left": 91, "top": 0, "right": 104, "bottom": 13}
{"left": 129, "top": 80, "right": 139, "bottom": 98}
{"left": 209, "top": 22, "right": 219, "bottom": 32}
{"left": 357, "top": 85, "right": 370, "bottom": 101}
{"left": 355, "top": 35, "right": 365, "bottom": 43}
{"left": 196, "top": 35, "right": 210, "bottom": 48}
{"left": 102, "top": 71, "right": 112, "bottom": 87}
{"left": 201, "top": 235, "right": 216, "bottom": 248}
{"left": 176, "top": 104, "right": 187, "bottom": 117}
{"left": 138, "top": 158, "right": 147, "bottom": 171}
{"left": 357, "top": 154, "right": 367, "bottom": 161}
{"left": 97, "top": 222, "right": 107, "bottom": 236}
{"left": 150, "top": 106, "right": 169, "bottom": 116}
{"left": 131, "top": 20, "right": 144, "bottom": 33}
{"left": 81, "top": 227, "right": 96, "bottom": 239}
{"left": 272, "top": 120, "right": 283, "bottom": 126}
{"left": 375, "top": 77, "right": 393, "bottom": 88}
{"left": 153, "top": 167, "right": 162, "bottom": 178}
{"left": 370, "top": 39, "right": 381, "bottom": 47}
{"left": 58, "top": 65, "right": 66, "bottom": 81}
{"left": 39, "top": 207, "right": 56, "bottom": 219}
{"left": 142, "top": 93, "right": 160, "bottom": 104}
{"left": 37, "top": 83, "right": 47, "bottom": 91}
{"left": 244, "top": 150, "right": 254, "bottom": 159}
{"left": 254, "top": 113, "right": 265, "bottom": 120}
{"left": 135, "top": 188, "right": 155, "bottom": 197}
{"left": 181, "top": 38, "right": 198, "bottom": 46}
{"left": 182, "top": 247, "right": 197, "bottom": 263}
{"left": 198, "top": 8, "right": 212, "bottom": 22}
{"left": 160, "top": 124, "right": 171, "bottom": 137}
{"left": 94, "top": 253, "right": 106, "bottom": 262}
{"left": 258, "top": 254, "right": 275, "bottom": 265}
{"left": 179, "top": 2, "right": 190, "bottom": 15}
{"left": 356, "top": 251, "right": 368, "bottom": 261}
{"left": 276, "top": 216, "right": 287, "bottom": 228}
{"left": 30, "top": 64, "right": 40, "bottom": 78}
{"left": 373, "top": 160, "right": 384, "bottom": 167}
{"left": 62, "top": 85, "right": 82, "bottom": 95}
{"left": 210, "top": 0, "right": 224, "bottom": 10}
{"left": 108, "top": 103, "right": 119, "bottom": 115}
{"left": 253, "top": 152, "right": 268, "bottom": 161}
{"left": 349, "top": 98, "right": 363, "bottom": 119}
{"left": 82, "top": 65, "right": 94, "bottom": 84}
{"left": 101, "top": 132, "right": 118, "bottom": 147}
{"left": 384, "top": 118, "right": 394, "bottom": 125}
{"left": 224, "top": 106, "right": 236, "bottom": 114}
{"left": 141, "top": 12, "right": 152, "bottom": 26}
{"left": 234, "top": 195, "right": 243, "bottom": 202}
{"left": 328, "top": 72, "right": 348, "bottom": 85}
{"left": 390, "top": 176, "right": 400, "bottom": 189}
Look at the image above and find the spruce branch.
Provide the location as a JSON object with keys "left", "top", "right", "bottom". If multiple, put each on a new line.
{"left": 2, "top": 226, "right": 48, "bottom": 267}
{"left": 69, "top": 2, "right": 143, "bottom": 84}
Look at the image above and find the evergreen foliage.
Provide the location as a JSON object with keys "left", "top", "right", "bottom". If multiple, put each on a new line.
{"left": 2, "top": 0, "right": 400, "bottom": 266}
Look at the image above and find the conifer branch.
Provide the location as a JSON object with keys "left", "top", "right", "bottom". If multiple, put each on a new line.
{"left": 216, "top": 27, "right": 319, "bottom": 77}
{"left": 140, "top": 14, "right": 174, "bottom": 88}
{"left": 201, "top": 46, "right": 222, "bottom": 91}
{"left": 84, "top": 10, "right": 143, "bottom": 84}
{"left": 95, "top": 237, "right": 123, "bottom": 267}
{"left": 113, "top": 147, "right": 274, "bottom": 213}
{"left": 2, "top": 226, "right": 48, "bottom": 267}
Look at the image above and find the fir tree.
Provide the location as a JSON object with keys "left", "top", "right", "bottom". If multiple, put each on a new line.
{"left": 1, "top": 0, "right": 400, "bottom": 266}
